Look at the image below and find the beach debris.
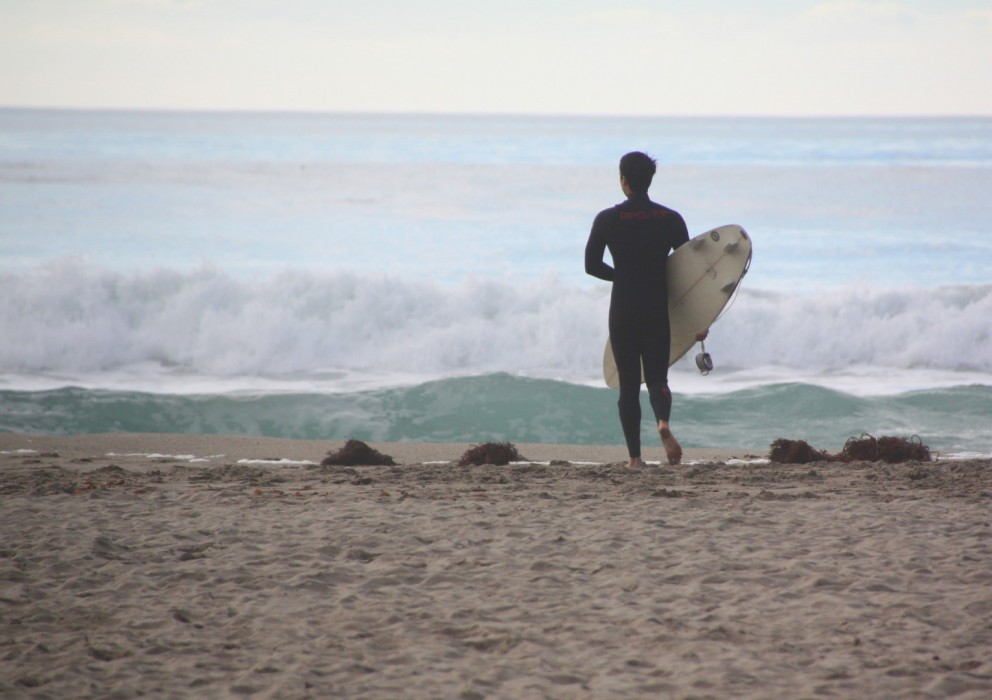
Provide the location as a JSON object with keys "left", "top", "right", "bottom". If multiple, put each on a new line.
{"left": 841, "top": 434, "right": 931, "bottom": 463}
{"left": 172, "top": 608, "right": 194, "bottom": 624}
{"left": 457, "top": 442, "right": 523, "bottom": 467}
{"left": 321, "top": 439, "right": 396, "bottom": 467}
{"left": 768, "top": 438, "right": 831, "bottom": 464}
{"left": 769, "top": 434, "right": 932, "bottom": 464}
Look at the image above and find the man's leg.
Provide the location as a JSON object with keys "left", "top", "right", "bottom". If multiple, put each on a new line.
{"left": 642, "top": 320, "right": 682, "bottom": 466}
{"left": 610, "top": 325, "right": 644, "bottom": 466}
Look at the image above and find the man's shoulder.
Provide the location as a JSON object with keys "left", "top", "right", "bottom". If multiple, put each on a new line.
{"left": 599, "top": 200, "right": 629, "bottom": 215}
{"left": 592, "top": 204, "right": 623, "bottom": 225}
{"left": 645, "top": 200, "right": 683, "bottom": 216}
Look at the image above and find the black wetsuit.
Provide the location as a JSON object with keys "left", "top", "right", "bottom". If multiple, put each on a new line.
{"left": 585, "top": 192, "right": 689, "bottom": 458}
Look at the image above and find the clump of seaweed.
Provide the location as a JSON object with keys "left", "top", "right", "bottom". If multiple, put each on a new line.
{"left": 321, "top": 439, "right": 396, "bottom": 467}
{"left": 769, "top": 438, "right": 832, "bottom": 464}
{"left": 841, "top": 433, "right": 931, "bottom": 463}
{"left": 457, "top": 442, "right": 524, "bottom": 467}
{"left": 769, "top": 433, "right": 932, "bottom": 464}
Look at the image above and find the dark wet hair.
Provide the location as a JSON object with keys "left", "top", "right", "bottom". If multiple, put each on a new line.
{"left": 619, "top": 151, "right": 656, "bottom": 193}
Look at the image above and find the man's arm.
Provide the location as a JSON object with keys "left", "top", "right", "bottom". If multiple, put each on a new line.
{"left": 670, "top": 213, "right": 690, "bottom": 251}
{"left": 584, "top": 214, "right": 614, "bottom": 281}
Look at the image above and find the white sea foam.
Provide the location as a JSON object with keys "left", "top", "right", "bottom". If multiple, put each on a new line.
{"left": 939, "top": 452, "right": 992, "bottom": 461}
{"left": 236, "top": 458, "right": 318, "bottom": 466}
{"left": 2, "top": 261, "right": 990, "bottom": 395}
{"left": 105, "top": 452, "right": 224, "bottom": 463}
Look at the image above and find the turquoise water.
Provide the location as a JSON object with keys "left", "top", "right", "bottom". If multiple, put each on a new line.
{"left": 3, "top": 376, "right": 989, "bottom": 456}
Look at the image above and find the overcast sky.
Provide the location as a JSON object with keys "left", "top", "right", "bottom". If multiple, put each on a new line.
{"left": 2, "top": 0, "right": 990, "bottom": 115}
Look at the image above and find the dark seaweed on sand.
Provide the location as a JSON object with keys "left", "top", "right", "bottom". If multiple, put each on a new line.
{"left": 768, "top": 438, "right": 831, "bottom": 464}
{"left": 457, "top": 442, "right": 523, "bottom": 467}
{"left": 841, "top": 434, "right": 931, "bottom": 463}
{"left": 321, "top": 439, "right": 396, "bottom": 467}
{"left": 769, "top": 434, "right": 932, "bottom": 464}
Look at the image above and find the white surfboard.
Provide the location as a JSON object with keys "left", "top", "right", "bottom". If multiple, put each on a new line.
{"left": 602, "top": 224, "right": 752, "bottom": 388}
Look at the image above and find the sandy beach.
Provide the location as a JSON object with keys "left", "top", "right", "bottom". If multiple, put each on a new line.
{"left": 2, "top": 433, "right": 991, "bottom": 699}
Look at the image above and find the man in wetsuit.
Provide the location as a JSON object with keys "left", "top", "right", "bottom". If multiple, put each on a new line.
{"left": 584, "top": 151, "right": 692, "bottom": 467}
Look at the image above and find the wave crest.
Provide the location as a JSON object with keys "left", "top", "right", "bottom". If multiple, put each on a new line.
{"left": 2, "top": 261, "right": 990, "bottom": 379}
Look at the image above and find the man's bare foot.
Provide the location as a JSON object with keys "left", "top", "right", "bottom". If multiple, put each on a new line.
{"left": 658, "top": 422, "right": 682, "bottom": 465}
{"left": 627, "top": 457, "right": 646, "bottom": 468}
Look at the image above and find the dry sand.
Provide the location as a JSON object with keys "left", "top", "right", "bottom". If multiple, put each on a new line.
{"left": 1, "top": 433, "right": 991, "bottom": 699}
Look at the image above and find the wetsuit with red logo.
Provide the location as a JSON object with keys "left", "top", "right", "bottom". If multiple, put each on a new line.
{"left": 584, "top": 192, "right": 689, "bottom": 458}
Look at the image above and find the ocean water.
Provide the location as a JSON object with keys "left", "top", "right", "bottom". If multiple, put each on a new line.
{"left": 2, "top": 109, "right": 991, "bottom": 456}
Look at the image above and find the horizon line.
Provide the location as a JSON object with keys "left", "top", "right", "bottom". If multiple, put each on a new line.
{"left": 2, "top": 104, "right": 990, "bottom": 121}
